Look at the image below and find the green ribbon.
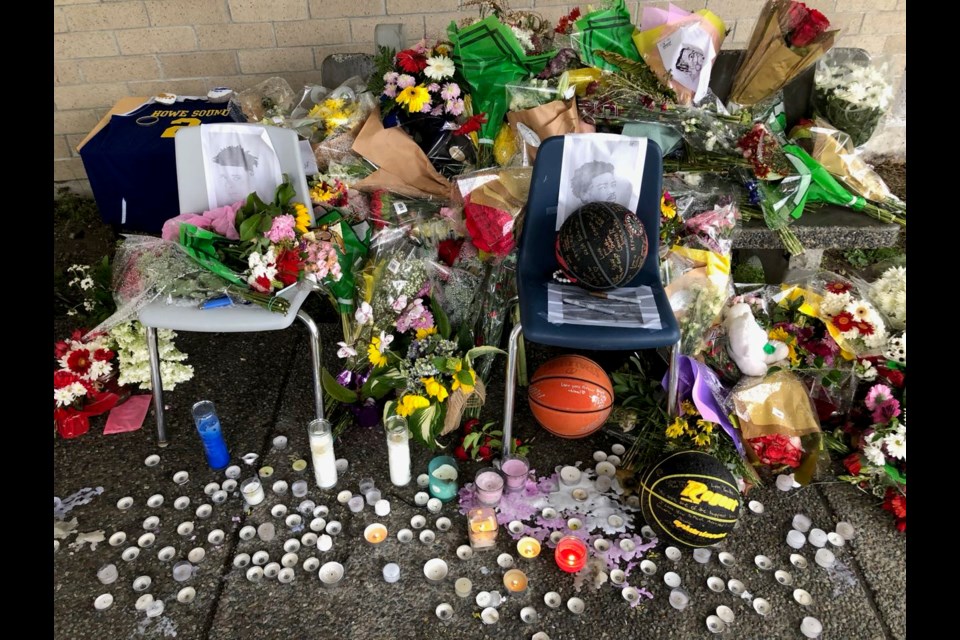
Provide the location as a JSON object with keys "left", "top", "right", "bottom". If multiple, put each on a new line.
{"left": 316, "top": 209, "right": 370, "bottom": 314}
{"left": 448, "top": 16, "right": 553, "bottom": 141}
{"left": 783, "top": 144, "right": 866, "bottom": 219}
{"left": 573, "top": 0, "right": 641, "bottom": 71}
{"left": 178, "top": 223, "right": 245, "bottom": 286}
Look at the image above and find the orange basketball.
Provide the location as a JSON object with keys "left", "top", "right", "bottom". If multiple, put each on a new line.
{"left": 528, "top": 355, "right": 614, "bottom": 438}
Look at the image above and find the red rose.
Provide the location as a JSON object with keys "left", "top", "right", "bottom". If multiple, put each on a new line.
{"left": 437, "top": 239, "right": 464, "bottom": 267}
{"left": 453, "top": 445, "right": 469, "bottom": 461}
{"left": 54, "top": 370, "right": 79, "bottom": 389}
{"left": 275, "top": 248, "right": 301, "bottom": 286}
{"left": 790, "top": 9, "right": 830, "bottom": 47}
{"left": 843, "top": 453, "right": 862, "bottom": 476}
{"left": 477, "top": 445, "right": 493, "bottom": 462}
{"left": 464, "top": 196, "right": 515, "bottom": 256}
{"left": 462, "top": 419, "right": 479, "bottom": 434}
{"left": 785, "top": 1, "right": 810, "bottom": 31}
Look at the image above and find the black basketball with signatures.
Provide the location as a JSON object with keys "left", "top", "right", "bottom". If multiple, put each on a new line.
{"left": 555, "top": 202, "right": 648, "bottom": 291}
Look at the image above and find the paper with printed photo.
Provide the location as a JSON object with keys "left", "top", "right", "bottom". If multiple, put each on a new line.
{"left": 556, "top": 133, "right": 647, "bottom": 229}
{"left": 201, "top": 124, "right": 283, "bottom": 210}
{"left": 656, "top": 23, "right": 716, "bottom": 102}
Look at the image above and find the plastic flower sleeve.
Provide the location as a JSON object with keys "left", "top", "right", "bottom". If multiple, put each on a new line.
{"left": 731, "top": 369, "right": 824, "bottom": 485}
{"left": 228, "top": 77, "right": 297, "bottom": 123}
{"left": 570, "top": 0, "right": 642, "bottom": 72}
{"left": 447, "top": 15, "right": 553, "bottom": 142}
{"left": 456, "top": 167, "right": 532, "bottom": 259}
{"left": 812, "top": 49, "right": 896, "bottom": 147}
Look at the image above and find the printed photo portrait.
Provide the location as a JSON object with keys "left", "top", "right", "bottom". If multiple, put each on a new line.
{"left": 201, "top": 124, "right": 283, "bottom": 210}
{"left": 556, "top": 133, "right": 648, "bottom": 229}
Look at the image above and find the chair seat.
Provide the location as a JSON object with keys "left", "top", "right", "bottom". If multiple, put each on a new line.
{"left": 518, "top": 275, "right": 680, "bottom": 350}
{"left": 138, "top": 281, "right": 312, "bottom": 332}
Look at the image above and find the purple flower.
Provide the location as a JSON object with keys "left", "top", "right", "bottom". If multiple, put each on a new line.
{"left": 383, "top": 71, "right": 399, "bottom": 85}
{"left": 419, "top": 100, "right": 433, "bottom": 114}
{"left": 428, "top": 83, "right": 441, "bottom": 93}
{"left": 397, "top": 74, "right": 416, "bottom": 89}
{"left": 382, "top": 83, "right": 398, "bottom": 98}
{"left": 872, "top": 398, "right": 901, "bottom": 424}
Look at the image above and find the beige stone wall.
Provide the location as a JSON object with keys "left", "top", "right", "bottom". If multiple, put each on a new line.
{"left": 54, "top": 0, "right": 906, "bottom": 193}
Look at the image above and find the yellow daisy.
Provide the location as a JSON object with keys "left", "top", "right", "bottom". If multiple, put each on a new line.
{"left": 680, "top": 400, "right": 697, "bottom": 416}
{"left": 665, "top": 417, "right": 686, "bottom": 439}
{"left": 660, "top": 194, "right": 677, "bottom": 219}
{"left": 421, "top": 377, "right": 449, "bottom": 403}
{"left": 396, "top": 85, "right": 431, "bottom": 113}
{"left": 697, "top": 419, "right": 714, "bottom": 433}
{"left": 693, "top": 432, "right": 711, "bottom": 447}
{"left": 396, "top": 394, "right": 430, "bottom": 417}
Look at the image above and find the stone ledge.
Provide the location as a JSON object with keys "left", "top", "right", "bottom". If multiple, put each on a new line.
{"left": 733, "top": 206, "right": 901, "bottom": 250}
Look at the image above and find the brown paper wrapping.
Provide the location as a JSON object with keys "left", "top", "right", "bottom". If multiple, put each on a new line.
{"left": 729, "top": 3, "right": 838, "bottom": 106}
{"left": 507, "top": 100, "right": 581, "bottom": 162}
{"left": 732, "top": 370, "right": 821, "bottom": 440}
{"left": 350, "top": 107, "right": 453, "bottom": 199}
{"left": 441, "top": 378, "right": 486, "bottom": 436}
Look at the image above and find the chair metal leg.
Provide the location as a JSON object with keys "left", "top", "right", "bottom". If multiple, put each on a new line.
{"left": 145, "top": 325, "right": 168, "bottom": 447}
{"left": 501, "top": 323, "right": 523, "bottom": 459}
{"left": 297, "top": 309, "right": 325, "bottom": 421}
{"left": 666, "top": 340, "right": 681, "bottom": 417}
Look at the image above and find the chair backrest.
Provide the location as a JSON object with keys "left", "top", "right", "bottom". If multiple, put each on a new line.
{"left": 520, "top": 134, "right": 664, "bottom": 287}
{"left": 174, "top": 123, "right": 312, "bottom": 219}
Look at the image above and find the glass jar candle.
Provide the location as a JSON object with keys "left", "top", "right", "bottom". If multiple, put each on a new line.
{"left": 384, "top": 415, "right": 411, "bottom": 487}
{"left": 308, "top": 419, "right": 338, "bottom": 489}
{"left": 555, "top": 536, "right": 587, "bottom": 573}
{"left": 467, "top": 506, "right": 498, "bottom": 550}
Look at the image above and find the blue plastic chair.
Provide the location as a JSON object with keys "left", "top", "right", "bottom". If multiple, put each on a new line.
{"left": 500, "top": 134, "right": 681, "bottom": 456}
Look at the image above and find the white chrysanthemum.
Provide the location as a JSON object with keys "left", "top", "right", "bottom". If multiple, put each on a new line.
{"left": 870, "top": 266, "right": 906, "bottom": 330}
{"left": 88, "top": 359, "right": 113, "bottom": 380}
{"left": 883, "top": 431, "right": 906, "bottom": 460}
{"left": 423, "top": 55, "right": 455, "bottom": 81}
{"left": 80, "top": 277, "right": 94, "bottom": 290}
{"left": 863, "top": 443, "right": 886, "bottom": 467}
{"left": 820, "top": 291, "right": 853, "bottom": 316}
{"left": 54, "top": 386, "right": 77, "bottom": 407}
{"left": 863, "top": 326, "right": 889, "bottom": 350}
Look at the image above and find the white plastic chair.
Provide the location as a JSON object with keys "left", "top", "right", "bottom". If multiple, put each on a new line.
{"left": 140, "top": 123, "right": 324, "bottom": 446}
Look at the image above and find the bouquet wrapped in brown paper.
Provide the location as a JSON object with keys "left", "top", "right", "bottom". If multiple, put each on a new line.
{"left": 350, "top": 107, "right": 453, "bottom": 200}
{"left": 731, "top": 369, "right": 824, "bottom": 485}
{"left": 506, "top": 99, "right": 582, "bottom": 162}
{"left": 729, "top": 0, "right": 838, "bottom": 106}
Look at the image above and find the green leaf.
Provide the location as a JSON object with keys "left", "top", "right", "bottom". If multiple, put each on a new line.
{"left": 321, "top": 368, "right": 358, "bottom": 404}
{"left": 238, "top": 213, "right": 265, "bottom": 242}
{"left": 465, "top": 345, "right": 505, "bottom": 366}
{"left": 430, "top": 297, "right": 451, "bottom": 340}
{"left": 275, "top": 178, "right": 296, "bottom": 208}
{"left": 362, "top": 370, "right": 408, "bottom": 400}
{"left": 883, "top": 464, "right": 906, "bottom": 485}
{"left": 463, "top": 432, "right": 482, "bottom": 451}
{"left": 432, "top": 357, "right": 454, "bottom": 373}
{"left": 456, "top": 369, "right": 475, "bottom": 386}
{"left": 409, "top": 403, "right": 442, "bottom": 449}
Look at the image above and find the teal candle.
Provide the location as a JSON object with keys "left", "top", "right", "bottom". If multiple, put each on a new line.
{"left": 427, "top": 456, "right": 459, "bottom": 502}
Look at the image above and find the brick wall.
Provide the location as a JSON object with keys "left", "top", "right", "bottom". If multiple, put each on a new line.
{"left": 54, "top": 0, "right": 907, "bottom": 193}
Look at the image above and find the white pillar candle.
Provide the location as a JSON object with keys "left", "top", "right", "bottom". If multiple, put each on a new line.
{"left": 385, "top": 416, "right": 412, "bottom": 487}
{"left": 559, "top": 466, "right": 581, "bottom": 486}
{"left": 308, "top": 419, "right": 338, "bottom": 490}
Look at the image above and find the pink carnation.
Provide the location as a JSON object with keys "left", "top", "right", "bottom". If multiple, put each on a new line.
{"left": 865, "top": 384, "right": 893, "bottom": 411}
{"left": 383, "top": 71, "right": 399, "bottom": 85}
{"left": 383, "top": 83, "right": 398, "bottom": 98}
{"left": 265, "top": 214, "right": 297, "bottom": 243}
{"left": 397, "top": 74, "right": 416, "bottom": 89}
{"left": 445, "top": 98, "right": 465, "bottom": 116}
{"left": 440, "top": 83, "right": 460, "bottom": 100}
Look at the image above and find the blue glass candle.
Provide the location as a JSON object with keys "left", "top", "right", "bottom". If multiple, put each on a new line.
{"left": 192, "top": 401, "right": 230, "bottom": 470}
{"left": 427, "top": 455, "right": 459, "bottom": 502}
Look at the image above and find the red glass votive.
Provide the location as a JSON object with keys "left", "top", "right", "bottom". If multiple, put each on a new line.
{"left": 555, "top": 536, "right": 588, "bottom": 573}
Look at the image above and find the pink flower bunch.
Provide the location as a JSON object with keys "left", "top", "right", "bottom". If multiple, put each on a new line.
{"left": 865, "top": 383, "right": 900, "bottom": 425}
{"left": 266, "top": 214, "right": 297, "bottom": 243}
{"left": 395, "top": 298, "right": 434, "bottom": 333}
{"left": 302, "top": 233, "right": 342, "bottom": 283}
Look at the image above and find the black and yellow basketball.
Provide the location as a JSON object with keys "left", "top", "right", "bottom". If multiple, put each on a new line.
{"left": 555, "top": 202, "right": 648, "bottom": 291}
{"left": 639, "top": 450, "right": 741, "bottom": 548}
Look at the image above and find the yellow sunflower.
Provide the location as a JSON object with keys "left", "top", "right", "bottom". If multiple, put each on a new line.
{"left": 768, "top": 327, "right": 800, "bottom": 366}
{"left": 293, "top": 203, "right": 311, "bottom": 234}
{"left": 396, "top": 85, "right": 431, "bottom": 113}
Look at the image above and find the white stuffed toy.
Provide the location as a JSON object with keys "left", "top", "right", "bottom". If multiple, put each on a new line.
{"left": 723, "top": 303, "right": 790, "bottom": 377}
